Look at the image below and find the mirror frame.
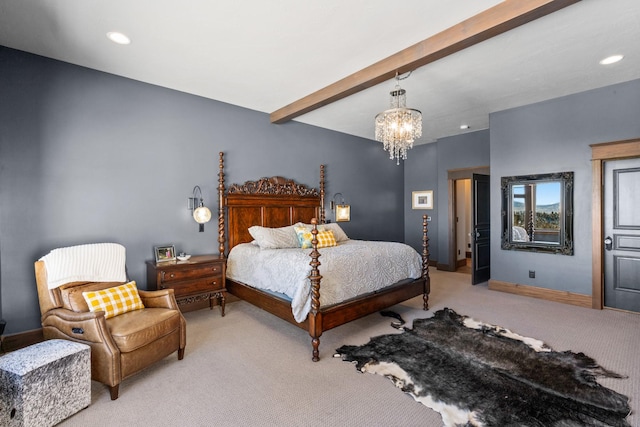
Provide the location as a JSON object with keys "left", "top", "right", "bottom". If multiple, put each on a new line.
{"left": 501, "top": 171, "right": 574, "bottom": 255}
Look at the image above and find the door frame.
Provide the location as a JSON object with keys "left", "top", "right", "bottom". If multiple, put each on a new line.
{"left": 591, "top": 138, "right": 640, "bottom": 309}
{"left": 447, "top": 166, "right": 490, "bottom": 273}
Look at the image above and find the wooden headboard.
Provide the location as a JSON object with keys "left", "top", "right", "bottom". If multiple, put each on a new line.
{"left": 217, "top": 152, "right": 325, "bottom": 254}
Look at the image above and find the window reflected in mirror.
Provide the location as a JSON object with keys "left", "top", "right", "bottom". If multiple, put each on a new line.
{"left": 502, "top": 172, "right": 573, "bottom": 255}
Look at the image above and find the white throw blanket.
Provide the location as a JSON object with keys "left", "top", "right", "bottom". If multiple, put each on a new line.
{"left": 40, "top": 243, "right": 127, "bottom": 289}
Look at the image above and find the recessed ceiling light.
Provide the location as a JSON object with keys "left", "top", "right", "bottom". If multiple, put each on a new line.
{"left": 107, "top": 32, "right": 131, "bottom": 45}
{"left": 460, "top": 124, "right": 470, "bottom": 130}
{"left": 599, "top": 55, "right": 623, "bottom": 65}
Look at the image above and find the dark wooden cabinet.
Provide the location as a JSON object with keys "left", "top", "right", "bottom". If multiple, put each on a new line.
{"left": 146, "top": 255, "right": 226, "bottom": 315}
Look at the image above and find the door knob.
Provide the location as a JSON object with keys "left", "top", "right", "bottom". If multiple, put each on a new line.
{"left": 604, "top": 236, "right": 613, "bottom": 251}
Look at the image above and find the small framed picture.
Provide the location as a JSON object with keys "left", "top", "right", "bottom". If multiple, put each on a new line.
{"left": 412, "top": 190, "right": 434, "bottom": 210}
{"left": 154, "top": 244, "right": 176, "bottom": 263}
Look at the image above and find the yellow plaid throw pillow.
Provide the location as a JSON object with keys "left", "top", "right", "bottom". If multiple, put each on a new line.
{"left": 82, "top": 281, "right": 144, "bottom": 319}
{"left": 295, "top": 226, "right": 337, "bottom": 249}
{"left": 316, "top": 230, "right": 337, "bottom": 248}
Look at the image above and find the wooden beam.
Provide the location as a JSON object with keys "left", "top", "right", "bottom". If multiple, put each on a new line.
{"left": 270, "top": 0, "right": 581, "bottom": 124}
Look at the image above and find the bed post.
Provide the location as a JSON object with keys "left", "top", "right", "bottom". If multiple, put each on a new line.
{"left": 308, "top": 218, "right": 323, "bottom": 361}
{"left": 218, "top": 152, "right": 226, "bottom": 258}
{"left": 422, "top": 214, "right": 430, "bottom": 310}
{"left": 319, "top": 165, "right": 325, "bottom": 224}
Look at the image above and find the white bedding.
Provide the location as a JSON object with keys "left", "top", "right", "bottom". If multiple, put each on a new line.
{"left": 226, "top": 240, "right": 422, "bottom": 322}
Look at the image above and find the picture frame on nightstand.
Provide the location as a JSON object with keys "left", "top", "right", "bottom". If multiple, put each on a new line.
{"left": 154, "top": 244, "right": 176, "bottom": 263}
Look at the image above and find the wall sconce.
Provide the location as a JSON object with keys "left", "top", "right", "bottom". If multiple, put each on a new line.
{"left": 187, "top": 185, "right": 212, "bottom": 232}
{"left": 330, "top": 193, "right": 351, "bottom": 222}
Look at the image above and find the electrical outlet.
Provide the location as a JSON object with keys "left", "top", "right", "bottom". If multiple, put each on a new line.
{"left": 528, "top": 270, "right": 535, "bottom": 279}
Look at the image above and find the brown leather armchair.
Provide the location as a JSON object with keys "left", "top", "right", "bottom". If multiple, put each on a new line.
{"left": 35, "top": 260, "right": 186, "bottom": 400}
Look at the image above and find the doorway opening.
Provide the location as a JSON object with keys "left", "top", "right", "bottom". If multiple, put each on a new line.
{"left": 454, "top": 179, "right": 472, "bottom": 274}
{"left": 447, "top": 166, "right": 490, "bottom": 283}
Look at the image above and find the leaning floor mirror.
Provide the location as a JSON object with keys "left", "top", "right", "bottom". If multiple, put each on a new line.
{"left": 501, "top": 171, "right": 574, "bottom": 255}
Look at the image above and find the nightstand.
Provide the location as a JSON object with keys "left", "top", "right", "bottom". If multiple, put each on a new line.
{"left": 146, "top": 255, "right": 226, "bottom": 315}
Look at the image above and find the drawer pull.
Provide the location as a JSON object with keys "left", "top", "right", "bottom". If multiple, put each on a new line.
{"left": 170, "top": 273, "right": 175, "bottom": 278}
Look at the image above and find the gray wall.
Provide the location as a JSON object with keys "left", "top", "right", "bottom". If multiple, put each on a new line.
{"left": 405, "top": 79, "right": 640, "bottom": 296}
{"left": 0, "top": 47, "right": 405, "bottom": 334}
{"left": 404, "top": 130, "right": 490, "bottom": 264}
{"left": 2, "top": 45, "right": 639, "bottom": 334}
{"left": 403, "top": 142, "right": 437, "bottom": 255}
{"left": 490, "top": 79, "right": 640, "bottom": 294}
{"left": 435, "top": 130, "right": 491, "bottom": 265}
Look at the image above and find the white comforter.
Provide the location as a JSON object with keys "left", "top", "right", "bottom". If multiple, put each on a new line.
{"left": 226, "top": 240, "right": 422, "bottom": 322}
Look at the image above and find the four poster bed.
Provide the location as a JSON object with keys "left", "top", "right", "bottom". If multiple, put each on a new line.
{"left": 216, "top": 152, "right": 430, "bottom": 361}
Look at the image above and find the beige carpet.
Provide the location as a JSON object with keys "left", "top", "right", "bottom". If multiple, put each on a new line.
{"left": 60, "top": 270, "right": 639, "bottom": 426}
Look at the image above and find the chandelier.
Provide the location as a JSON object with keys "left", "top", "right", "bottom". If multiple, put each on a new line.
{"left": 374, "top": 72, "right": 422, "bottom": 164}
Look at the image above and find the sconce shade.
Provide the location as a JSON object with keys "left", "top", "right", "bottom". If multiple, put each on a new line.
{"left": 189, "top": 185, "right": 211, "bottom": 232}
{"left": 331, "top": 192, "right": 351, "bottom": 222}
{"left": 193, "top": 206, "right": 212, "bottom": 224}
{"left": 335, "top": 204, "right": 351, "bottom": 222}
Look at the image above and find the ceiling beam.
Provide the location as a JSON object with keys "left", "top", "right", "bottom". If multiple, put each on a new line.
{"left": 270, "top": 0, "right": 581, "bottom": 124}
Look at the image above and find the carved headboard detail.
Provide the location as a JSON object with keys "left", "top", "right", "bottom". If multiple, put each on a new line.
{"left": 228, "top": 176, "right": 319, "bottom": 197}
{"left": 218, "top": 152, "right": 325, "bottom": 254}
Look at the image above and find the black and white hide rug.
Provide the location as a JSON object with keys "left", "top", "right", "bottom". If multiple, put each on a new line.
{"left": 335, "top": 308, "right": 631, "bottom": 427}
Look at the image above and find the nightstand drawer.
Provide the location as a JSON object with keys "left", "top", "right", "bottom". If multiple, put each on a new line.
{"left": 159, "top": 263, "right": 222, "bottom": 283}
{"left": 159, "top": 277, "right": 224, "bottom": 296}
{"left": 146, "top": 255, "right": 226, "bottom": 315}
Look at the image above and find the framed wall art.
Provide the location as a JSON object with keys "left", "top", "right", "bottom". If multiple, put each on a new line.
{"left": 412, "top": 190, "right": 434, "bottom": 209}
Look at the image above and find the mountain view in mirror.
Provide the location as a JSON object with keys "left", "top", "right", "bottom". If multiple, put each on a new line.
{"left": 501, "top": 172, "right": 574, "bottom": 255}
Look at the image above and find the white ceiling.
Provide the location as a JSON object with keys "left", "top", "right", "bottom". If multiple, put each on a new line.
{"left": 1, "top": 0, "right": 639, "bottom": 144}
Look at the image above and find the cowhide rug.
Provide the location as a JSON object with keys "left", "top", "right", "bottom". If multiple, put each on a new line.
{"left": 335, "top": 308, "right": 631, "bottom": 427}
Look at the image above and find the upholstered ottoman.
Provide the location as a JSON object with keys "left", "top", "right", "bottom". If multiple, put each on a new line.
{"left": 0, "top": 339, "right": 91, "bottom": 427}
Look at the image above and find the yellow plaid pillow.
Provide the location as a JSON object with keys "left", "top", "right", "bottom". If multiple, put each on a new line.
{"left": 316, "top": 230, "right": 337, "bottom": 248}
{"left": 295, "top": 226, "right": 337, "bottom": 249}
{"left": 82, "top": 281, "right": 144, "bottom": 319}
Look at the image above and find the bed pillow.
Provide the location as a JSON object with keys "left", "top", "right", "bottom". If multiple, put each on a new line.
{"left": 248, "top": 225, "right": 299, "bottom": 249}
{"left": 316, "top": 230, "right": 338, "bottom": 248}
{"left": 295, "top": 226, "right": 337, "bottom": 249}
{"left": 296, "top": 222, "right": 349, "bottom": 242}
{"left": 320, "top": 222, "right": 349, "bottom": 242}
{"left": 82, "top": 281, "right": 144, "bottom": 319}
